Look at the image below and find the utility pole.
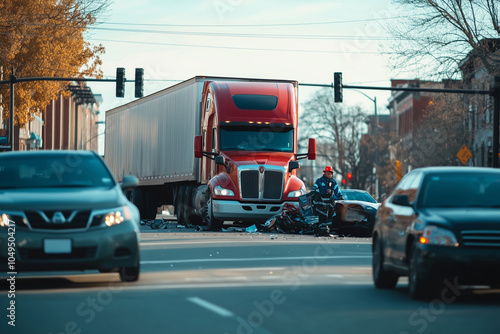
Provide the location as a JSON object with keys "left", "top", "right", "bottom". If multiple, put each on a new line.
{"left": 9, "top": 68, "right": 16, "bottom": 151}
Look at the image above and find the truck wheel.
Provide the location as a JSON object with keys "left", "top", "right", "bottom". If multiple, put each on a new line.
{"left": 205, "top": 197, "right": 223, "bottom": 231}
{"left": 176, "top": 186, "right": 186, "bottom": 225}
{"left": 183, "top": 185, "right": 203, "bottom": 226}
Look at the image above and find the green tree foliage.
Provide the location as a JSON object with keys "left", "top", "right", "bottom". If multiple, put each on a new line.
{"left": 0, "top": 0, "right": 108, "bottom": 126}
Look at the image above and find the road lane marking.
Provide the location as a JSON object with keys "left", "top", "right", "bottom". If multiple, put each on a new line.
{"left": 187, "top": 297, "right": 234, "bottom": 317}
{"left": 141, "top": 255, "right": 371, "bottom": 265}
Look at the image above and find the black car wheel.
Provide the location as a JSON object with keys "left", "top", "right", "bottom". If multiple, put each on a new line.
{"left": 372, "top": 237, "right": 399, "bottom": 289}
{"left": 120, "top": 258, "right": 140, "bottom": 282}
{"left": 408, "top": 243, "right": 433, "bottom": 300}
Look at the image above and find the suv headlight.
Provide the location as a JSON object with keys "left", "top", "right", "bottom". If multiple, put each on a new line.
{"left": 213, "top": 185, "right": 234, "bottom": 196}
{"left": 1, "top": 214, "right": 12, "bottom": 228}
{"left": 103, "top": 206, "right": 131, "bottom": 227}
{"left": 419, "top": 226, "right": 458, "bottom": 246}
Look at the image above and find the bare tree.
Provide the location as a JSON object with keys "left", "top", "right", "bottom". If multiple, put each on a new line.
{"left": 387, "top": 0, "right": 500, "bottom": 78}
{"left": 299, "top": 88, "right": 371, "bottom": 189}
{"left": 397, "top": 92, "right": 469, "bottom": 167}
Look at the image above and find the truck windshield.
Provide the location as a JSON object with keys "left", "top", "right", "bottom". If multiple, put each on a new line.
{"left": 219, "top": 126, "right": 294, "bottom": 152}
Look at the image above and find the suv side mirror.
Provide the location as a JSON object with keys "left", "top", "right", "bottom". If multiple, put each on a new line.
{"left": 121, "top": 175, "right": 138, "bottom": 190}
{"left": 392, "top": 194, "right": 411, "bottom": 207}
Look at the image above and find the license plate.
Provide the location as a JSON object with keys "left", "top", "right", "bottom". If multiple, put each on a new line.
{"left": 44, "top": 239, "right": 72, "bottom": 254}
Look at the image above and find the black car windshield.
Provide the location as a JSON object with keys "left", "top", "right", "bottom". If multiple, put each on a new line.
{"left": 219, "top": 125, "right": 293, "bottom": 152}
{"left": 0, "top": 154, "right": 115, "bottom": 189}
{"left": 420, "top": 172, "right": 500, "bottom": 208}
{"left": 343, "top": 191, "right": 377, "bottom": 203}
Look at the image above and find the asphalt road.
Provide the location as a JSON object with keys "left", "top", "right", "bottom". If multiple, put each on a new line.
{"left": 1, "top": 221, "right": 500, "bottom": 334}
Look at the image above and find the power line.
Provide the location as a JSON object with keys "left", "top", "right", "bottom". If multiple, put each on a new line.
{"left": 95, "top": 15, "right": 411, "bottom": 28}
{"left": 91, "top": 38, "right": 388, "bottom": 54}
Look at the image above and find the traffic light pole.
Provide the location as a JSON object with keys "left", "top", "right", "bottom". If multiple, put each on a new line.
{"left": 301, "top": 76, "right": 497, "bottom": 169}
{"left": 0, "top": 68, "right": 143, "bottom": 151}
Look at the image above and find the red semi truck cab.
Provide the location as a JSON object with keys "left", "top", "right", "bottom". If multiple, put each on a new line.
{"left": 195, "top": 80, "right": 316, "bottom": 230}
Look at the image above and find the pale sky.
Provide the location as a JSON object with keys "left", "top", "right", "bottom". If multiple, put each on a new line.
{"left": 86, "top": 0, "right": 406, "bottom": 150}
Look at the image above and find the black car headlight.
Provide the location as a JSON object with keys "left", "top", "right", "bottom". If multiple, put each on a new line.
{"left": 419, "top": 226, "right": 458, "bottom": 247}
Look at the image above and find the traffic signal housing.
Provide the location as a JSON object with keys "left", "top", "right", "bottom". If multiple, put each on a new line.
{"left": 346, "top": 172, "right": 352, "bottom": 187}
{"left": 334, "top": 72, "right": 343, "bottom": 103}
{"left": 116, "top": 67, "right": 125, "bottom": 98}
{"left": 135, "top": 68, "right": 144, "bottom": 98}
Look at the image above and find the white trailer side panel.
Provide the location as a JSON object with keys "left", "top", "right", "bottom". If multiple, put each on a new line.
{"left": 105, "top": 78, "right": 204, "bottom": 185}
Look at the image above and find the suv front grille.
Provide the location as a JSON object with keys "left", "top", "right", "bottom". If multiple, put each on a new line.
{"left": 461, "top": 230, "right": 500, "bottom": 248}
{"left": 25, "top": 210, "right": 91, "bottom": 230}
{"left": 240, "top": 167, "right": 284, "bottom": 200}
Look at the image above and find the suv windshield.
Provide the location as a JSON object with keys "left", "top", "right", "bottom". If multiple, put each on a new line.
{"left": 220, "top": 125, "right": 293, "bottom": 152}
{"left": 0, "top": 154, "right": 115, "bottom": 189}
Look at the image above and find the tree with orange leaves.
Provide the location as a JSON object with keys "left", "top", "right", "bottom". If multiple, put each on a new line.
{"left": 0, "top": 0, "right": 108, "bottom": 126}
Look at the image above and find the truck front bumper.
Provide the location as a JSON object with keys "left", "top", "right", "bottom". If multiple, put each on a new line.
{"left": 212, "top": 200, "right": 297, "bottom": 222}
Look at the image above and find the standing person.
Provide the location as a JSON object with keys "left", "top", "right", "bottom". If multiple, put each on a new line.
{"left": 313, "top": 166, "right": 344, "bottom": 200}
{"left": 311, "top": 166, "right": 343, "bottom": 235}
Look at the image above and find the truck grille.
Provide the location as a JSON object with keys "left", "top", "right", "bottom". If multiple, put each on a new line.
{"left": 240, "top": 168, "right": 284, "bottom": 200}
{"left": 461, "top": 230, "right": 500, "bottom": 248}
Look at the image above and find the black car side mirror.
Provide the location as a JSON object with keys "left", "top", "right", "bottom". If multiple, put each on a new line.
{"left": 392, "top": 194, "right": 412, "bottom": 207}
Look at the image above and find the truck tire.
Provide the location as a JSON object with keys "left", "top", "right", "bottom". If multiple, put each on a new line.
{"left": 204, "top": 197, "right": 223, "bottom": 231}
{"left": 183, "top": 185, "right": 203, "bottom": 226}
{"left": 176, "top": 186, "right": 186, "bottom": 225}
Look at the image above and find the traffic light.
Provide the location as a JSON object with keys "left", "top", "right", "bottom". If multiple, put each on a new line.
{"left": 396, "top": 160, "right": 402, "bottom": 182}
{"left": 346, "top": 172, "right": 352, "bottom": 187}
{"left": 334, "top": 72, "right": 343, "bottom": 103}
{"left": 135, "top": 68, "right": 144, "bottom": 98}
{"left": 116, "top": 67, "right": 125, "bottom": 97}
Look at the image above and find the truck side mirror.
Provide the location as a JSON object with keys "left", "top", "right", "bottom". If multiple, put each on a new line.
{"left": 308, "top": 138, "right": 316, "bottom": 160}
{"left": 215, "top": 155, "right": 225, "bottom": 165}
{"left": 289, "top": 161, "right": 300, "bottom": 172}
{"left": 194, "top": 135, "right": 202, "bottom": 158}
{"left": 215, "top": 155, "right": 230, "bottom": 173}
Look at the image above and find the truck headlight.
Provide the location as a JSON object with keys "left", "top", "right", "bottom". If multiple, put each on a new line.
{"left": 213, "top": 185, "right": 234, "bottom": 196}
{"left": 104, "top": 206, "right": 131, "bottom": 227}
{"left": 287, "top": 188, "right": 306, "bottom": 198}
{"left": 419, "top": 226, "right": 458, "bottom": 247}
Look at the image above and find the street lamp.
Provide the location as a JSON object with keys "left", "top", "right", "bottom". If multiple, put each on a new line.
{"left": 352, "top": 89, "right": 379, "bottom": 201}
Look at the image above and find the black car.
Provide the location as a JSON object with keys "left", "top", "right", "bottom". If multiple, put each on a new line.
{"left": 372, "top": 166, "right": 500, "bottom": 299}
{"left": 0, "top": 150, "right": 141, "bottom": 282}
